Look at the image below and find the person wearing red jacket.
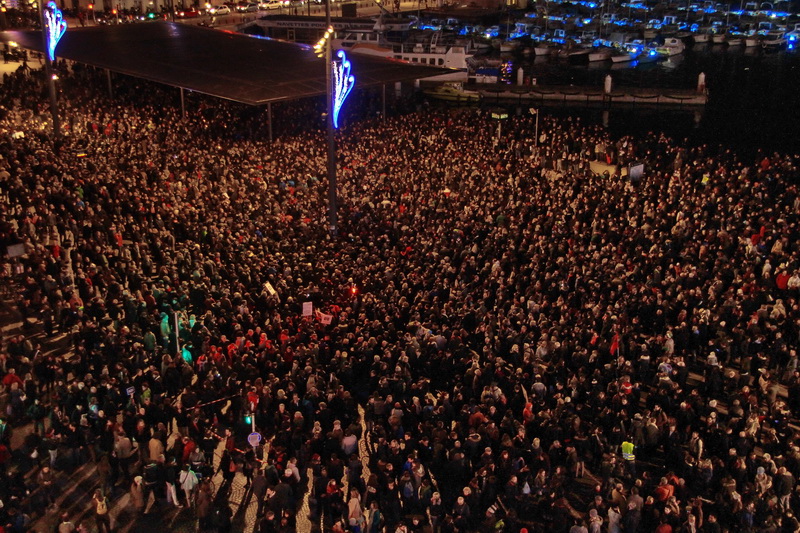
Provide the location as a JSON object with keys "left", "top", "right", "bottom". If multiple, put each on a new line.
{"left": 1, "top": 369, "right": 23, "bottom": 389}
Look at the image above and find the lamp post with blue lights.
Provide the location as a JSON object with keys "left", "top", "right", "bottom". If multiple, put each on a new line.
{"left": 315, "top": 11, "right": 354, "bottom": 237}
{"left": 40, "top": 0, "right": 65, "bottom": 139}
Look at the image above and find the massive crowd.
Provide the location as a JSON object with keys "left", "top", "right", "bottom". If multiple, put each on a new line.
{"left": 1, "top": 57, "right": 800, "bottom": 533}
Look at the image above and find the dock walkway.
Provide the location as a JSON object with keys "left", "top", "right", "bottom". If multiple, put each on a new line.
{"left": 467, "top": 82, "right": 708, "bottom": 107}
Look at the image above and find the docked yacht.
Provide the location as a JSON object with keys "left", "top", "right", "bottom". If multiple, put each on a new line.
{"left": 422, "top": 82, "right": 481, "bottom": 102}
{"left": 339, "top": 32, "right": 474, "bottom": 81}
{"left": 656, "top": 37, "right": 685, "bottom": 56}
{"left": 745, "top": 35, "right": 761, "bottom": 47}
{"left": 762, "top": 31, "right": 787, "bottom": 49}
{"left": 610, "top": 44, "right": 640, "bottom": 62}
{"left": 589, "top": 47, "right": 614, "bottom": 62}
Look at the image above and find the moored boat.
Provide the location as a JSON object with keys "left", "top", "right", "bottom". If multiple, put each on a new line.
{"left": 693, "top": 32, "right": 710, "bottom": 43}
{"left": 422, "top": 83, "right": 481, "bottom": 102}
{"left": 762, "top": 31, "right": 787, "bottom": 49}
{"left": 610, "top": 45, "right": 639, "bottom": 62}
{"left": 726, "top": 34, "right": 743, "bottom": 46}
{"left": 656, "top": 37, "right": 685, "bottom": 56}
{"left": 589, "top": 47, "right": 613, "bottom": 62}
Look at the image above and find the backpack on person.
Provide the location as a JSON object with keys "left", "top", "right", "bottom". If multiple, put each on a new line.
{"left": 96, "top": 497, "right": 108, "bottom": 515}
{"left": 144, "top": 463, "right": 159, "bottom": 486}
{"left": 180, "top": 469, "right": 199, "bottom": 492}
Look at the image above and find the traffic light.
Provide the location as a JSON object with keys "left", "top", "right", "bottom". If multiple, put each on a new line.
{"left": 111, "top": 8, "right": 116, "bottom": 13}
{"left": 88, "top": 3, "right": 92, "bottom": 8}
{"left": 244, "top": 414, "right": 252, "bottom": 425}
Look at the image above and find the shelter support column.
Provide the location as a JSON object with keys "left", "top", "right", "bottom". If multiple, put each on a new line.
{"left": 106, "top": 69, "right": 113, "bottom": 98}
{"left": 267, "top": 101, "right": 273, "bottom": 142}
{"left": 180, "top": 87, "right": 185, "bottom": 118}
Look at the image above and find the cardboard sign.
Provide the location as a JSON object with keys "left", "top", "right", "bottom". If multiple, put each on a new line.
{"left": 6, "top": 244, "right": 25, "bottom": 258}
{"left": 302, "top": 301, "right": 313, "bottom": 317}
{"left": 265, "top": 282, "right": 277, "bottom": 296}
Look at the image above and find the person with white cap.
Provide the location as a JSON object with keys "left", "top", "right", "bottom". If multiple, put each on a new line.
{"left": 129, "top": 475, "right": 145, "bottom": 515}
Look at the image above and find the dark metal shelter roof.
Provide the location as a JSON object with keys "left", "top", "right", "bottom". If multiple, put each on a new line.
{"left": 0, "top": 21, "right": 453, "bottom": 105}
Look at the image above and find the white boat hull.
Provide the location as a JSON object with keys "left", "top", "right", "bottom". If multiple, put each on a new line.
{"left": 745, "top": 37, "right": 760, "bottom": 47}
{"left": 610, "top": 52, "right": 637, "bottom": 62}
{"left": 763, "top": 38, "right": 787, "bottom": 48}
{"left": 500, "top": 41, "right": 520, "bottom": 53}
{"left": 712, "top": 34, "right": 726, "bottom": 44}
{"left": 694, "top": 33, "right": 709, "bottom": 43}
{"left": 637, "top": 50, "right": 661, "bottom": 62}
{"left": 589, "top": 51, "right": 612, "bottom": 62}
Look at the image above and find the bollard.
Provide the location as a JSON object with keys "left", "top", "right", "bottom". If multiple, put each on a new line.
{"left": 697, "top": 72, "right": 706, "bottom": 93}
{"left": 604, "top": 74, "right": 612, "bottom": 95}
{"left": 517, "top": 67, "right": 524, "bottom": 85}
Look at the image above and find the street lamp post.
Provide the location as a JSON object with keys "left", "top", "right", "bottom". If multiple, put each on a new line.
{"left": 528, "top": 107, "right": 539, "bottom": 148}
{"left": 315, "top": 7, "right": 354, "bottom": 237}
{"left": 40, "top": 0, "right": 66, "bottom": 140}
{"left": 325, "top": 0, "right": 337, "bottom": 236}
{"left": 490, "top": 108, "right": 508, "bottom": 144}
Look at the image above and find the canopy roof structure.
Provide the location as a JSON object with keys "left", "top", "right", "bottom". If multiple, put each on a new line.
{"left": 0, "top": 21, "right": 454, "bottom": 105}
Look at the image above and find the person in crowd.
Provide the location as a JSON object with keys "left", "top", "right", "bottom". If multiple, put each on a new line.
{"left": 1, "top": 55, "right": 800, "bottom": 533}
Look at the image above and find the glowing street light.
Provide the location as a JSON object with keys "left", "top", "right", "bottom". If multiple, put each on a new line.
{"left": 320, "top": 15, "right": 355, "bottom": 236}
{"left": 42, "top": 0, "right": 66, "bottom": 61}
{"left": 40, "top": 0, "right": 65, "bottom": 138}
{"left": 331, "top": 50, "right": 354, "bottom": 129}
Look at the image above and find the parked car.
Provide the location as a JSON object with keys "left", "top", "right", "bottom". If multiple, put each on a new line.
{"left": 209, "top": 4, "right": 231, "bottom": 13}
{"left": 260, "top": 0, "right": 286, "bottom": 8}
{"left": 176, "top": 7, "right": 200, "bottom": 17}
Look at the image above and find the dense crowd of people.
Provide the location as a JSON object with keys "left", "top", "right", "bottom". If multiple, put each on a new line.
{"left": 1, "top": 56, "right": 800, "bottom": 533}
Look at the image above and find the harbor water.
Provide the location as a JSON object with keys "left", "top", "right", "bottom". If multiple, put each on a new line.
{"left": 504, "top": 44, "right": 800, "bottom": 157}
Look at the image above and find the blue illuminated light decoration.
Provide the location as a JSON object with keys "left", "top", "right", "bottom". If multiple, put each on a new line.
{"left": 331, "top": 50, "right": 355, "bottom": 129}
{"left": 43, "top": 1, "right": 67, "bottom": 62}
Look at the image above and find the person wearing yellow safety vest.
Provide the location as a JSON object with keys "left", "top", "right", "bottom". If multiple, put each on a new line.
{"left": 621, "top": 440, "right": 636, "bottom": 478}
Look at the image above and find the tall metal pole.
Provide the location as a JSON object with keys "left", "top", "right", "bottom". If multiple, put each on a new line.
{"left": 267, "top": 101, "right": 273, "bottom": 142}
{"left": 40, "top": 3, "right": 61, "bottom": 140}
{"left": 381, "top": 83, "right": 386, "bottom": 119}
{"left": 174, "top": 311, "right": 181, "bottom": 358}
{"left": 106, "top": 68, "right": 113, "bottom": 98}
{"left": 325, "top": 0, "right": 337, "bottom": 236}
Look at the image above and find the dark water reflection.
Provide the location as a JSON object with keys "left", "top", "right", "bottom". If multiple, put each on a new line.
{"left": 514, "top": 45, "right": 800, "bottom": 156}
